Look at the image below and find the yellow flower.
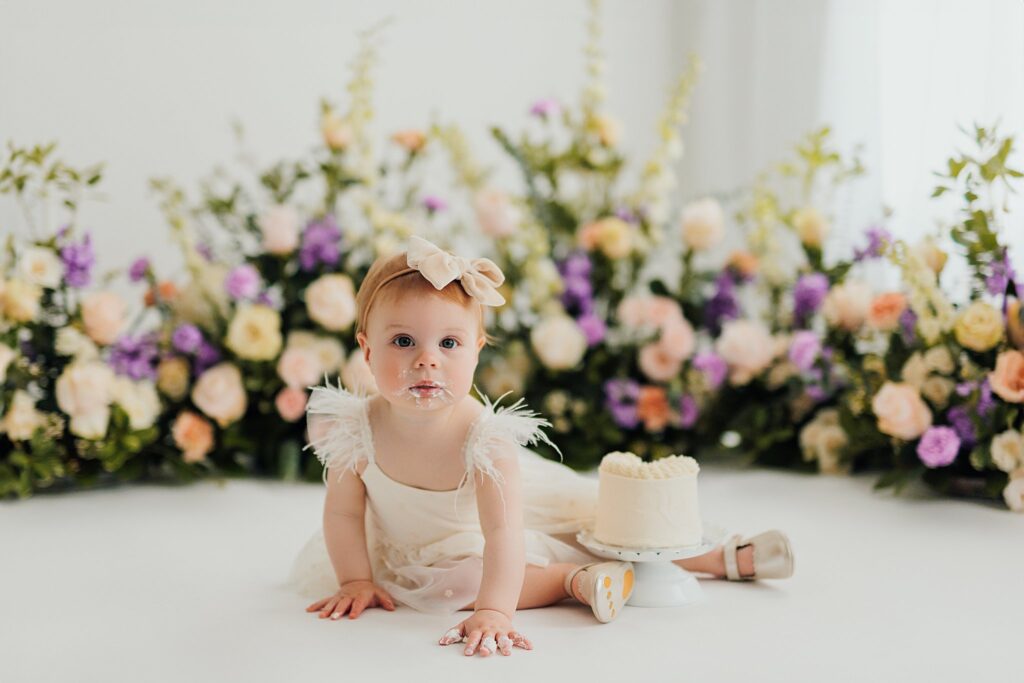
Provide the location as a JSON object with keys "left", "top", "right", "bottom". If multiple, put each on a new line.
{"left": 954, "top": 301, "right": 1003, "bottom": 352}
{"left": 225, "top": 304, "right": 283, "bottom": 361}
{"left": 1, "top": 279, "right": 42, "bottom": 323}
{"left": 157, "top": 357, "right": 191, "bottom": 401}
{"left": 589, "top": 114, "right": 621, "bottom": 147}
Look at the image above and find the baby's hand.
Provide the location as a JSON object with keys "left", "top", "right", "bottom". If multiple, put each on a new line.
{"left": 439, "top": 608, "right": 532, "bottom": 657}
{"left": 305, "top": 580, "right": 396, "bottom": 620}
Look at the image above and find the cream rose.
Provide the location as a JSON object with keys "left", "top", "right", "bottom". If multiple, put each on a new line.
{"left": 954, "top": 301, "right": 1003, "bottom": 352}
{"left": 275, "top": 387, "right": 308, "bottom": 422}
{"left": 871, "top": 382, "right": 933, "bottom": 440}
{"left": 793, "top": 207, "right": 829, "bottom": 248}
{"left": 191, "top": 363, "right": 247, "bottom": 427}
{"left": 172, "top": 411, "right": 215, "bottom": 463}
{"left": 2, "top": 279, "right": 43, "bottom": 323}
{"left": 680, "top": 198, "right": 725, "bottom": 252}
{"left": 913, "top": 237, "right": 948, "bottom": 275}
{"left": 156, "top": 357, "right": 191, "bottom": 401}
{"left": 277, "top": 346, "right": 322, "bottom": 389}
{"left": 1003, "top": 471, "right": 1024, "bottom": 512}
{"left": 921, "top": 376, "right": 955, "bottom": 409}
{"left": 990, "top": 350, "right": 1024, "bottom": 403}
{"left": 799, "top": 409, "right": 849, "bottom": 475}
{"left": 900, "top": 352, "right": 929, "bottom": 390}
{"left": 0, "top": 390, "right": 46, "bottom": 441}
{"left": 110, "top": 378, "right": 161, "bottom": 431}
{"left": 474, "top": 189, "right": 520, "bottom": 238}
{"left": 0, "top": 343, "right": 15, "bottom": 383}
{"left": 991, "top": 430, "right": 1024, "bottom": 473}
{"left": 715, "top": 319, "right": 776, "bottom": 385}
{"left": 18, "top": 247, "right": 63, "bottom": 288}
{"left": 286, "top": 331, "right": 345, "bottom": 376}
{"left": 80, "top": 291, "right": 127, "bottom": 346}
{"left": 306, "top": 274, "right": 356, "bottom": 332}
{"left": 225, "top": 304, "right": 283, "bottom": 361}
{"left": 55, "top": 327, "right": 99, "bottom": 361}
{"left": 258, "top": 205, "right": 300, "bottom": 255}
{"left": 531, "top": 316, "right": 588, "bottom": 371}
{"left": 923, "top": 346, "right": 955, "bottom": 375}
{"left": 822, "top": 280, "right": 872, "bottom": 332}
{"left": 55, "top": 361, "right": 114, "bottom": 421}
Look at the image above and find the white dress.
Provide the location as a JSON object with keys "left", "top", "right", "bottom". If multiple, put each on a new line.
{"left": 286, "top": 384, "right": 600, "bottom": 615}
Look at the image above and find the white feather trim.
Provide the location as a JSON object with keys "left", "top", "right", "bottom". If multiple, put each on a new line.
{"left": 303, "top": 378, "right": 374, "bottom": 484}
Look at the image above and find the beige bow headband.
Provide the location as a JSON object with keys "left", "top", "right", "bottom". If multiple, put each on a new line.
{"left": 359, "top": 236, "right": 506, "bottom": 331}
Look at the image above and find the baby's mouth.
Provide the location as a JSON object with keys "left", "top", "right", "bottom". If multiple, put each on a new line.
{"left": 409, "top": 381, "right": 444, "bottom": 396}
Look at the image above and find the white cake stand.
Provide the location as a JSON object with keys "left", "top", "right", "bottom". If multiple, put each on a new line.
{"left": 576, "top": 530, "right": 716, "bottom": 607}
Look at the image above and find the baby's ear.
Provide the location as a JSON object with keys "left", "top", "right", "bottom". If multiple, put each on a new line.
{"left": 476, "top": 335, "right": 486, "bottom": 352}
{"left": 356, "top": 332, "right": 371, "bottom": 362}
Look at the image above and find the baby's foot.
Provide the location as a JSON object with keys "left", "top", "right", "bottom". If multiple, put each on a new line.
{"left": 564, "top": 562, "right": 635, "bottom": 623}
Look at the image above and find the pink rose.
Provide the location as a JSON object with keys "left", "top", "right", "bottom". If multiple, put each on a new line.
{"left": 616, "top": 295, "right": 684, "bottom": 329}
{"left": 172, "top": 411, "right": 214, "bottom": 463}
{"left": 474, "top": 189, "right": 519, "bottom": 238}
{"left": 715, "top": 319, "right": 776, "bottom": 385}
{"left": 638, "top": 343, "right": 683, "bottom": 382}
{"left": 258, "top": 205, "right": 300, "bottom": 255}
{"left": 658, "top": 318, "right": 695, "bottom": 361}
{"left": 275, "top": 387, "right": 308, "bottom": 422}
{"left": 80, "top": 291, "right": 126, "bottom": 345}
{"left": 191, "top": 363, "right": 248, "bottom": 427}
{"left": 871, "top": 381, "right": 933, "bottom": 440}
{"left": 277, "top": 346, "right": 322, "bottom": 389}
{"left": 867, "top": 292, "right": 907, "bottom": 332}
{"left": 990, "top": 350, "right": 1024, "bottom": 403}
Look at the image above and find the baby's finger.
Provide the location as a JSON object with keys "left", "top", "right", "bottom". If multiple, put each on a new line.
{"left": 438, "top": 627, "right": 463, "bottom": 646}
{"left": 348, "top": 596, "right": 370, "bottom": 619}
{"left": 510, "top": 631, "right": 533, "bottom": 650}
{"left": 378, "top": 591, "right": 396, "bottom": 611}
{"left": 464, "top": 629, "right": 483, "bottom": 656}
{"left": 306, "top": 598, "right": 328, "bottom": 612}
{"left": 497, "top": 633, "right": 513, "bottom": 656}
{"left": 329, "top": 597, "right": 352, "bottom": 620}
{"left": 319, "top": 597, "right": 340, "bottom": 619}
{"left": 479, "top": 632, "right": 497, "bottom": 658}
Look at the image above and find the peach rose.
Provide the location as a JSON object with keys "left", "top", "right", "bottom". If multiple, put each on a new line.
{"left": 258, "top": 205, "right": 300, "bottom": 255}
{"left": 636, "top": 386, "right": 671, "bottom": 432}
{"left": 616, "top": 295, "right": 684, "bottom": 329}
{"left": 275, "top": 387, "right": 308, "bottom": 422}
{"left": 990, "top": 350, "right": 1024, "bottom": 403}
{"left": 871, "top": 382, "right": 933, "bottom": 440}
{"left": 822, "top": 280, "right": 872, "bottom": 332}
{"left": 392, "top": 129, "right": 427, "bottom": 153}
{"left": 144, "top": 281, "right": 179, "bottom": 308}
{"left": 277, "top": 346, "right": 322, "bottom": 389}
{"left": 341, "top": 349, "right": 379, "bottom": 395}
{"left": 715, "top": 319, "right": 776, "bottom": 385}
{"left": 321, "top": 109, "right": 352, "bottom": 151}
{"left": 867, "top": 292, "right": 907, "bottom": 331}
{"left": 191, "top": 363, "right": 247, "bottom": 427}
{"left": 80, "top": 291, "right": 126, "bottom": 345}
{"left": 638, "top": 343, "right": 683, "bottom": 382}
{"left": 680, "top": 198, "right": 724, "bottom": 252}
{"left": 172, "top": 411, "right": 215, "bottom": 463}
{"left": 474, "top": 189, "right": 520, "bottom": 238}
{"left": 728, "top": 250, "right": 759, "bottom": 279}
{"left": 658, "top": 317, "right": 695, "bottom": 361}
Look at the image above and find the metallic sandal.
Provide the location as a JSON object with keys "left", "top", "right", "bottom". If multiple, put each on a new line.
{"left": 723, "top": 529, "right": 794, "bottom": 581}
{"left": 564, "top": 561, "right": 635, "bottom": 623}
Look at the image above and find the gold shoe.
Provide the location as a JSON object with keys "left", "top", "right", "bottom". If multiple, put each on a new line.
{"left": 564, "top": 561, "right": 635, "bottom": 623}
{"left": 723, "top": 529, "right": 794, "bottom": 581}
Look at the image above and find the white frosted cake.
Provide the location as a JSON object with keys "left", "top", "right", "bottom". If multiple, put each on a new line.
{"left": 593, "top": 451, "right": 702, "bottom": 548}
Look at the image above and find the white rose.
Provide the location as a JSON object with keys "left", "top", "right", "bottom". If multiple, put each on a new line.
{"left": 822, "top": 280, "right": 872, "bottom": 332}
{"left": 715, "top": 319, "right": 776, "bottom": 385}
{"left": 474, "top": 189, "right": 520, "bottom": 238}
{"left": 530, "top": 316, "right": 587, "bottom": 371}
{"left": 680, "top": 198, "right": 724, "bottom": 252}
{"left": 306, "top": 274, "right": 356, "bottom": 332}
{"left": 258, "top": 205, "right": 300, "bottom": 255}
{"left": 0, "top": 343, "right": 15, "bottom": 383}
{"left": 69, "top": 407, "right": 111, "bottom": 440}
{"left": 0, "top": 390, "right": 46, "bottom": 441}
{"left": 991, "top": 430, "right": 1024, "bottom": 473}
{"left": 191, "top": 363, "right": 248, "bottom": 427}
{"left": 111, "top": 378, "right": 161, "bottom": 431}
{"left": 55, "top": 327, "right": 99, "bottom": 361}
{"left": 56, "top": 361, "right": 115, "bottom": 418}
{"left": 18, "top": 247, "right": 63, "bottom": 288}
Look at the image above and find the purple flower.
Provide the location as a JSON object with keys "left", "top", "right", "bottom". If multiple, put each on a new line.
{"left": 916, "top": 426, "right": 961, "bottom": 468}
{"left": 946, "top": 406, "right": 977, "bottom": 448}
{"left": 107, "top": 333, "right": 160, "bottom": 381}
{"left": 805, "top": 385, "right": 827, "bottom": 403}
{"left": 224, "top": 264, "right": 262, "bottom": 300}
{"left": 577, "top": 313, "right": 607, "bottom": 347}
{"left": 693, "top": 352, "right": 728, "bottom": 391}
{"left": 614, "top": 206, "right": 639, "bottom": 224}
{"left": 299, "top": 216, "right": 342, "bottom": 272}
{"left": 61, "top": 233, "right": 95, "bottom": 288}
{"left": 529, "top": 98, "right": 561, "bottom": 118}
{"left": 978, "top": 379, "right": 996, "bottom": 417}
{"left": 604, "top": 379, "right": 640, "bottom": 429}
{"left": 423, "top": 195, "right": 448, "bottom": 213}
{"left": 128, "top": 257, "right": 150, "bottom": 283}
{"left": 955, "top": 381, "right": 977, "bottom": 398}
{"left": 193, "top": 340, "right": 222, "bottom": 376}
{"left": 788, "top": 330, "right": 822, "bottom": 372}
{"left": 196, "top": 243, "right": 215, "bottom": 262}
{"left": 172, "top": 324, "right": 203, "bottom": 354}
{"left": 560, "top": 251, "right": 593, "bottom": 279}
{"left": 899, "top": 308, "right": 918, "bottom": 346}
{"left": 985, "top": 249, "right": 1017, "bottom": 296}
{"left": 793, "top": 273, "right": 829, "bottom": 326}
{"left": 679, "top": 395, "right": 699, "bottom": 429}
{"left": 704, "top": 272, "right": 740, "bottom": 335}
{"left": 854, "top": 226, "right": 893, "bottom": 262}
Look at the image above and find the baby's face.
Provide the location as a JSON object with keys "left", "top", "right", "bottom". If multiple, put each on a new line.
{"left": 357, "top": 294, "right": 485, "bottom": 411}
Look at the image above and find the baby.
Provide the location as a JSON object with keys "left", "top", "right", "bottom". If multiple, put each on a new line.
{"left": 291, "top": 236, "right": 794, "bottom": 657}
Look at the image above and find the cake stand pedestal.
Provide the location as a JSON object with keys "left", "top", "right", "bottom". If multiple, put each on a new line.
{"left": 576, "top": 530, "right": 716, "bottom": 608}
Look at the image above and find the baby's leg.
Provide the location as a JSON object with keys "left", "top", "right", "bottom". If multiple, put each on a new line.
{"left": 674, "top": 546, "right": 754, "bottom": 578}
{"left": 460, "top": 563, "right": 577, "bottom": 611}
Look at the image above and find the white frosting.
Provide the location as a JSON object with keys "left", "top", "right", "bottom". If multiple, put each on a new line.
{"left": 594, "top": 451, "right": 702, "bottom": 548}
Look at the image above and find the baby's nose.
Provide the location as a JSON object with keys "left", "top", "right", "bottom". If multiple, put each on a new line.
{"left": 414, "top": 351, "right": 439, "bottom": 368}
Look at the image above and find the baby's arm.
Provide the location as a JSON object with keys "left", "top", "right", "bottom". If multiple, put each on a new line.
{"left": 473, "top": 450, "right": 526, "bottom": 616}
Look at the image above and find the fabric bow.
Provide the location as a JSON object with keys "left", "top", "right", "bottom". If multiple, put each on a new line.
{"left": 406, "top": 236, "right": 506, "bottom": 306}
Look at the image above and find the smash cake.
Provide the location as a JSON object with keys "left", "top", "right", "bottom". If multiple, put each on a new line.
{"left": 593, "top": 451, "right": 702, "bottom": 548}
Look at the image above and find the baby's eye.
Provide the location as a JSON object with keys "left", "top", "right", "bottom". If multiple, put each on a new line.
{"left": 393, "top": 335, "right": 414, "bottom": 348}
{"left": 440, "top": 337, "right": 460, "bottom": 350}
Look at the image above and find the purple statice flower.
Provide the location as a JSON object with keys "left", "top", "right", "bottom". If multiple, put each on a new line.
{"left": 423, "top": 195, "right": 448, "bottom": 213}
{"left": 604, "top": 379, "right": 640, "bottom": 429}
{"left": 793, "top": 273, "right": 829, "bottom": 327}
{"left": 193, "top": 340, "right": 222, "bottom": 376}
{"left": 614, "top": 206, "right": 639, "bottom": 224}
{"left": 172, "top": 324, "right": 203, "bottom": 354}
{"left": 196, "top": 243, "right": 215, "bottom": 262}
{"left": 107, "top": 333, "right": 160, "bottom": 381}
{"left": 693, "top": 352, "right": 728, "bottom": 391}
{"left": 557, "top": 252, "right": 597, "bottom": 318}
{"left": 805, "top": 385, "right": 827, "bottom": 403}
{"left": 955, "top": 381, "right": 978, "bottom": 398}
{"left": 916, "top": 426, "right": 961, "bottom": 468}
{"left": 704, "top": 272, "right": 740, "bottom": 335}
{"left": 899, "top": 308, "right": 918, "bottom": 346}
{"left": 679, "top": 395, "right": 699, "bottom": 429}
{"left": 977, "top": 379, "right": 996, "bottom": 417}
{"left": 61, "top": 233, "right": 95, "bottom": 288}
{"left": 985, "top": 250, "right": 1017, "bottom": 296}
{"left": 788, "top": 330, "right": 821, "bottom": 372}
{"left": 299, "top": 215, "right": 342, "bottom": 272}
{"left": 560, "top": 251, "right": 592, "bottom": 279}
{"left": 224, "top": 264, "right": 262, "bottom": 300}
{"left": 56, "top": 224, "right": 71, "bottom": 240}
{"left": 577, "top": 312, "right": 607, "bottom": 347}
{"left": 946, "top": 406, "right": 977, "bottom": 448}
{"left": 128, "top": 257, "right": 150, "bottom": 283}
{"left": 529, "top": 98, "right": 561, "bottom": 118}
{"left": 853, "top": 226, "right": 893, "bottom": 262}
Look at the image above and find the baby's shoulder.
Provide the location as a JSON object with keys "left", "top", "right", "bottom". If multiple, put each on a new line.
{"left": 305, "top": 381, "right": 374, "bottom": 483}
{"left": 463, "top": 390, "right": 561, "bottom": 485}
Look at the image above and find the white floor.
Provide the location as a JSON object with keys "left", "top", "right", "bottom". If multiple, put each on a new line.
{"left": 2, "top": 464, "right": 1021, "bottom": 683}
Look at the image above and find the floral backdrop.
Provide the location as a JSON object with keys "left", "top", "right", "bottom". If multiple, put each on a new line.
{"left": 2, "top": 2, "right": 1023, "bottom": 511}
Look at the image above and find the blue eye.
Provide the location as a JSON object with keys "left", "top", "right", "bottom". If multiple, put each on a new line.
{"left": 393, "top": 335, "right": 414, "bottom": 348}
{"left": 440, "top": 338, "right": 459, "bottom": 350}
